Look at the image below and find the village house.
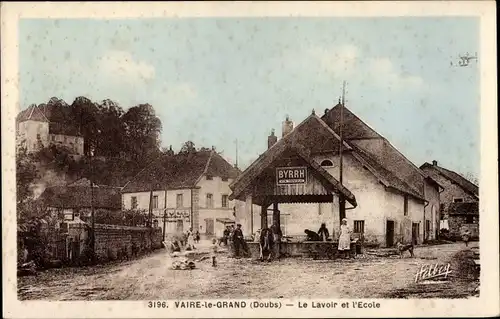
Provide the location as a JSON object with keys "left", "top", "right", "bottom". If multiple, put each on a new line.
{"left": 121, "top": 148, "right": 240, "bottom": 239}
{"left": 230, "top": 104, "right": 442, "bottom": 247}
{"left": 38, "top": 178, "right": 122, "bottom": 222}
{"left": 420, "top": 161, "right": 479, "bottom": 240}
{"left": 16, "top": 103, "right": 84, "bottom": 155}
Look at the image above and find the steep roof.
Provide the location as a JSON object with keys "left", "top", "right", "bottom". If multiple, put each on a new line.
{"left": 17, "top": 102, "right": 81, "bottom": 136}
{"left": 229, "top": 113, "right": 357, "bottom": 206}
{"left": 448, "top": 202, "right": 479, "bottom": 215}
{"left": 350, "top": 144, "right": 425, "bottom": 200}
{"left": 322, "top": 104, "right": 427, "bottom": 200}
{"left": 16, "top": 105, "right": 49, "bottom": 123}
{"left": 321, "top": 103, "right": 382, "bottom": 140}
{"left": 122, "top": 150, "right": 240, "bottom": 193}
{"left": 420, "top": 162, "right": 479, "bottom": 197}
{"left": 39, "top": 185, "right": 122, "bottom": 210}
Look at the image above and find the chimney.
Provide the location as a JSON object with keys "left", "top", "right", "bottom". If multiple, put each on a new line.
{"left": 282, "top": 116, "right": 294, "bottom": 138}
{"left": 432, "top": 160, "right": 438, "bottom": 166}
{"left": 267, "top": 129, "right": 278, "bottom": 149}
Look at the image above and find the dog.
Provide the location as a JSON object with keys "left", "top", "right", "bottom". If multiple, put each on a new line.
{"left": 396, "top": 242, "right": 414, "bottom": 258}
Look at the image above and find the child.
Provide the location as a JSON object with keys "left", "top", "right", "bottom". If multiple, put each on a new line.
{"left": 211, "top": 238, "right": 218, "bottom": 267}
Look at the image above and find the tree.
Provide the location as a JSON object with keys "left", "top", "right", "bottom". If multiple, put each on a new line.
{"left": 179, "top": 141, "right": 197, "bottom": 154}
{"left": 70, "top": 96, "right": 100, "bottom": 156}
{"left": 122, "top": 104, "right": 162, "bottom": 162}
{"left": 16, "top": 142, "right": 40, "bottom": 222}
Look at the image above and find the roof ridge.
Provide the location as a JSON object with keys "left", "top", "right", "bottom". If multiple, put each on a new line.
{"left": 382, "top": 138, "right": 426, "bottom": 178}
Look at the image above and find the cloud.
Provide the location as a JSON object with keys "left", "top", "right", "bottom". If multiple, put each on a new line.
{"left": 96, "top": 50, "right": 156, "bottom": 85}
{"left": 308, "top": 44, "right": 361, "bottom": 75}
{"left": 368, "top": 57, "right": 424, "bottom": 90}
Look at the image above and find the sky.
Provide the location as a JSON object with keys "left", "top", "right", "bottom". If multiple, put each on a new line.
{"left": 19, "top": 17, "right": 480, "bottom": 177}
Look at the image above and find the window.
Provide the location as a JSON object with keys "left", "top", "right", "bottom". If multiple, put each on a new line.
{"left": 51, "top": 135, "right": 55, "bottom": 141}
{"left": 466, "top": 215, "right": 474, "bottom": 223}
{"left": 354, "top": 220, "right": 365, "bottom": 233}
{"left": 404, "top": 195, "right": 408, "bottom": 216}
{"left": 453, "top": 198, "right": 464, "bottom": 203}
{"left": 152, "top": 195, "right": 158, "bottom": 209}
{"left": 176, "top": 194, "right": 183, "bottom": 208}
{"left": 221, "top": 195, "right": 228, "bottom": 208}
{"left": 206, "top": 193, "right": 213, "bottom": 208}
{"left": 320, "top": 159, "right": 334, "bottom": 167}
{"left": 131, "top": 196, "right": 138, "bottom": 209}
{"left": 36, "top": 133, "right": 41, "bottom": 140}
{"left": 206, "top": 175, "right": 213, "bottom": 180}
{"left": 425, "top": 220, "right": 431, "bottom": 232}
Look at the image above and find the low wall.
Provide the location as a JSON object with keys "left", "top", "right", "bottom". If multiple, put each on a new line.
{"left": 245, "top": 241, "right": 360, "bottom": 259}
{"left": 94, "top": 224, "right": 162, "bottom": 262}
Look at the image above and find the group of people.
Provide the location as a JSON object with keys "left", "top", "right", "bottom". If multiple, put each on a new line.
{"left": 304, "top": 219, "right": 353, "bottom": 258}
{"left": 219, "top": 224, "right": 250, "bottom": 258}
{"left": 169, "top": 228, "right": 201, "bottom": 252}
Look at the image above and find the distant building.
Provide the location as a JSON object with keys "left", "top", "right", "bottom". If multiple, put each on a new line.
{"left": 16, "top": 103, "right": 84, "bottom": 155}
{"left": 420, "top": 161, "right": 479, "bottom": 240}
{"left": 230, "top": 104, "right": 442, "bottom": 247}
{"left": 121, "top": 149, "right": 240, "bottom": 239}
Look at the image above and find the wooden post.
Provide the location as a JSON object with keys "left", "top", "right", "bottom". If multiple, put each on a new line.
{"left": 162, "top": 211, "right": 167, "bottom": 241}
{"left": 261, "top": 203, "right": 268, "bottom": 229}
{"left": 272, "top": 202, "right": 280, "bottom": 229}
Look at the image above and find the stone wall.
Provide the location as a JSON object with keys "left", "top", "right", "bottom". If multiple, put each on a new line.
{"left": 448, "top": 215, "right": 479, "bottom": 240}
{"left": 94, "top": 224, "right": 162, "bottom": 261}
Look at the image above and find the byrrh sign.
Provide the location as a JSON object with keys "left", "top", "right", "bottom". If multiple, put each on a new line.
{"left": 276, "top": 167, "right": 307, "bottom": 185}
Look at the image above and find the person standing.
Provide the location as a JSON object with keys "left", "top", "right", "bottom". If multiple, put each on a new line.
{"left": 270, "top": 222, "right": 282, "bottom": 260}
{"left": 210, "top": 238, "right": 218, "bottom": 267}
{"left": 318, "top": 223, "right": 330, "bottom": 242}
{"left": 232, "top": 224, "right": 245, "bottom": 258}
{"left": 186, "top": 227, "right": 195, "bottom": 250}
{"left": 462, "top": 228, "right": 471, "bottom": 247}
{"left": 338, "top": 218, "right": 352, "bottom": 259}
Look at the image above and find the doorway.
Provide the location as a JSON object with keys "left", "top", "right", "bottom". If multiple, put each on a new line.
{"left": 205, "top": 218, "right": 214, "bottom": 236}
{"left": 412, "top": 223, "right": 420, "bottom": 245}
{"left": 176, "top": 220, "right": 184, "bottom": 233}
{"left": 386, "top": 220, "right": 395, "bottom": 247}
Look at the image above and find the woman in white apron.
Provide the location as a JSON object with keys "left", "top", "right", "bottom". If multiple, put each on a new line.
{"left": 186, "top": 228, "right": 196, "bottom": 250}
{"left": 338, "top": 218, "right": 351, "bottom": 259}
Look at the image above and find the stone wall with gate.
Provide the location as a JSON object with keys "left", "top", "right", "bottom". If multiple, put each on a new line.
{"left": 94, "top": 224, "right": 163, "bottom": 262}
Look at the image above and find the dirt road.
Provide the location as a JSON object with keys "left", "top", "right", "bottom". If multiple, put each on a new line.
{"left": 18, "top": 242, "right": 477, "bottom": 300}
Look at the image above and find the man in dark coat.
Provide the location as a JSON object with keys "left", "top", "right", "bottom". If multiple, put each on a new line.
{"left": 232, "top": 224, "right": 245, "bottom": 258}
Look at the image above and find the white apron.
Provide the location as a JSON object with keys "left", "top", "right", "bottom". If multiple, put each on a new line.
{"left": 338, "top": 224, "right": 351, "bottom": 251}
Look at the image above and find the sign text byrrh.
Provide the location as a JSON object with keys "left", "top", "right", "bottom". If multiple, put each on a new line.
{"left": 276, "top": 167, "right": 307, "bottom": 185}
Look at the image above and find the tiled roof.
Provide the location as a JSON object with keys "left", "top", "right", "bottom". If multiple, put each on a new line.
{"left": 448, "top": 202, "right": 479, "bottom": 215}
{"left": 322, "top": 104, "right": 426, "bottom": 200}
{"left": 17, "top": 101, "right": 82, "bottom": 136}
{"left": 39, "top": 185, "right": 122, "bottom": 210}
{"left": 121, "top": 150, "right": 240, "bottom": 193}
{"left": 229, "top": 114, "right": 357, "bottom": 206}
{"left": 350, "top": 144, "right": 424, "bottom": 200}
{"left": 420, "top": 162, "right": 479, "bottom": 197}
{"left": 16, "top": 105, "right": 49, "bottom": 123}
{"left": 321, "top": 103, "right": 381, "bottom": 140}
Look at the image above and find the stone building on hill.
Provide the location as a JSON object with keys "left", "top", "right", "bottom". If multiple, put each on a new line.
{"left": 16, "top": 102, "right": 84, "bottom": 155}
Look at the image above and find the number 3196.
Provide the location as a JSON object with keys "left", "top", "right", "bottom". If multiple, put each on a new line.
{"left": 148, "top": 301, "right": 168, "bottom": 308}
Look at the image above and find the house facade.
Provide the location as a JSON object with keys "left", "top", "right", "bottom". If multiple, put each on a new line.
{"left": 121, "top": 149, "right": 240, "bottom": 239}
{"left": 16, "top": 103, "right": 84, "bottom": 155}
{"left": 230, "top": 104, "right": 441, "bottom": 247}
{"left": 420, "top": 161, "right": 479, "bottom": 240}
